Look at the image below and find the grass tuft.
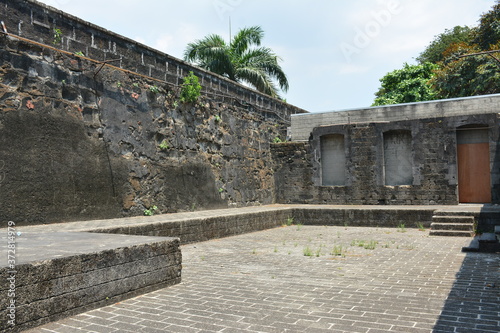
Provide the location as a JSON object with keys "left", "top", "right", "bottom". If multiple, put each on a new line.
{"left": 331, "top": 244, "right": 346, "bottom": 257}
{"left": 303, "top": 246, "right": 313, "bottom": 256}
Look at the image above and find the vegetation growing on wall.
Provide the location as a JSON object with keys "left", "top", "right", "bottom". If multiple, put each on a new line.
{"left": 52, "top": 28, "right": 62, "bottom": 45}
{"left": 179, "top": 71, "right": 202, "bottom": 103}
{"left": 0, "top": 0, "right": 301, "bottom": 224}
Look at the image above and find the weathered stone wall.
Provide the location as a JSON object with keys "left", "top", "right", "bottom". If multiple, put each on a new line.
{"left": 1, "top": 0, "right": 304, "bottom": 117}
{"left": 87, "top": 208, "right": 295, "bottom": 245}
{"left": 0, "top": 0, "right": 307, "bottom": 225}
{"left": 0, "top": 234, "right": 181, "bottom": 332}
{"left": 271, "top": 142, "right": 315, "bottom": 203}
{"left": 273, "top": 113, "right": 500, "bottom": 205}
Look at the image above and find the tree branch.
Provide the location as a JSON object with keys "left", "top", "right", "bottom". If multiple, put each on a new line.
{"left": 458, "top": 49, "right": 500, "bottom": 68}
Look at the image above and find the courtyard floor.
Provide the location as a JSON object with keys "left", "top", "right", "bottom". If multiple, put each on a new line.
{"left": 27, "top": 225, "right": 499, "bottom": 333}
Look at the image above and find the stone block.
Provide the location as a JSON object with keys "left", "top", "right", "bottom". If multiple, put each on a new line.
{"left": 0, "top": 232, "right": 181, "bottom": 332}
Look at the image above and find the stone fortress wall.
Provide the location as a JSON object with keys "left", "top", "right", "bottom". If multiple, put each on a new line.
{"left": 2, "top": 0, "right": 499, "bottom": 226}
{"left": 274, "top": 94, "right": 500, "bottom": 206}
{"left": 0, "top": 0, "right": 307, "bottom": 225}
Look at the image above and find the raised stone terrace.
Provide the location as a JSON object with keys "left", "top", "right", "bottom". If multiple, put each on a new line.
{"left": 2, "top": 204, "right": 499, "bottom": 332}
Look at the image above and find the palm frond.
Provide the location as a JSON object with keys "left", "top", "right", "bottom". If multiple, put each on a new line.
{"left": 183, "top": 34, "right": 226, "bottom": 61}
{"left": 235, "top": 66, "right": 280, "bottom": 98}
{"left": 183, "top": 34, "right": 235, "bottom": 79}
{"left": 183, "top": 26, "right": 288, "bottom": 97}
{"left": 239, "top": 47, "right": 289, "bottom": 92}
{"left": 230, "top": 26, "right": 263, "bottom": 57}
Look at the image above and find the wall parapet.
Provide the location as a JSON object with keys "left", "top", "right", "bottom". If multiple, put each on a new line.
{"left": 1, "top": 0, "right": 308, "bottom": 121}
{"left": 291, "top": 94, "right": 500, "bottom": 141}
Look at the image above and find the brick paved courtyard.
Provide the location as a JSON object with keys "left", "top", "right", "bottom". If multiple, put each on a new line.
{"left": 27, "top": 225, "right": 500, "bottom": 333}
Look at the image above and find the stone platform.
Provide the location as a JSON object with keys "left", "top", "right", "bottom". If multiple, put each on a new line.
{"left": 2, "top": 203, "right": 500, "bottom": 332}
{"left": 0, "top": 232, "right": 181, "bottom": 332}
{"left": 27, "top": 225, "right": 500, "bottom": 333}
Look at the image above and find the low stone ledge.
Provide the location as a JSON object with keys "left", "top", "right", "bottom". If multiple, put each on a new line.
{"left": 87, "top": 209, "right": 294, "bottom": 244}
{"left": 0, "top": 232, "right": 181, "bottom": 333}
{"left": 291, "top": 206, "right": 436, "bottom": 228}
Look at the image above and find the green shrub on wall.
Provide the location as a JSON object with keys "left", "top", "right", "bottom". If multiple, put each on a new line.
{"left": 179, "top": 71, "right": 202, "bottom": 103}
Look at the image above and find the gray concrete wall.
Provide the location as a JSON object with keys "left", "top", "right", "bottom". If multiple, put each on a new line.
{"left": 291, "top": 94, "right": 500, "bottom": 141}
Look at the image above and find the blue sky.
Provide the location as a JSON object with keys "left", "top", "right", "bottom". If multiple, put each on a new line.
{"left": 38, "top": 0, "right": 495, "bottom": 112}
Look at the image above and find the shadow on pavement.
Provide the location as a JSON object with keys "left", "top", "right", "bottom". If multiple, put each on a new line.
{"left": 433, "top": 250, "right": 500, "bottom": 332}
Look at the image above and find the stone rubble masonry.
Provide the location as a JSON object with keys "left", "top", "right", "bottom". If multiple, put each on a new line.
{"left": 273, "top": 111, "right": 500, "bottom": 205}
{"left": 0, "top": 232, "right": 182, "bottom": 333}
{"left": 80, "top": 207, "right": 295, "bottom": 244}
{"left": 1, "top": 0, "right": 306, "bottom": 119}
{"left": 0, "top": 0, "right": 307, "bottom": 225}
{"left": 8, "top": 205, "right": 443, "bottom": 244}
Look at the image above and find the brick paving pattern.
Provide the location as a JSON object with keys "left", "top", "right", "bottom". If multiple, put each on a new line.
{"left": 27, "top": 225, "right": 499, "bottom": 333}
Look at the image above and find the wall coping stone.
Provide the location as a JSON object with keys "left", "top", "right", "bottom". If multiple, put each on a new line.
{"left": 291, "top": 93, "right": 500, "bottom": 141}
{"left": 2, "top": 0, "right": 308, "bottom": 119}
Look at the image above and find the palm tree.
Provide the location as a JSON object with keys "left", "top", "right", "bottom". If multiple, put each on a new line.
{"left": 183, "top": 26, "right": 289, "bottom": 98}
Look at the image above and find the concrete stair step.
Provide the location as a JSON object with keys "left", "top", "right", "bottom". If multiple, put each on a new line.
{"left": 430, "top": 222, "right": 474, "bottom": 231}
{"left": 431, "top": 215, "right": 475, "bottom": 223}
{"left": 463, "top": 233, "right": 500, "bottom": 252}
{"left": 432, "top": 210, "right": 479, "bottom": 217}
{"left": 462, "top": 238, "right": 480, "bottom": 252}
{"left": 478, "top": 232, "right": 498, "bottom": 243}
{"left": 430, "top": 215, "right": 475, "bottom": 237}
{"left": 429, "top": 230, "right": 474, "bottom": 237}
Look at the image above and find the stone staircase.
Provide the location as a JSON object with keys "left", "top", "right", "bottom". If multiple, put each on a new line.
{"left": 430, "top": 211, "right": 475, "bottom": 237}
{"left": 462, "top": 226, "right": 500, "bottom": 253}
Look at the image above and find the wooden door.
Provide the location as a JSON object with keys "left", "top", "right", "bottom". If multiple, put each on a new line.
{"left": 457, "top": 128, "right": 491, "bottom": 203}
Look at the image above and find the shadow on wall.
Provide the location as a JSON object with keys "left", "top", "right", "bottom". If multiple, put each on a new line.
{"left": 433, "top": 251, "right": 500, "bottom": 332}
{"left": 0, "top": 110, "right": 129, "bottom": 225}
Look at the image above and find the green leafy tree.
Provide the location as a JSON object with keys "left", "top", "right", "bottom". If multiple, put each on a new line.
{"left": 417, "top": 26, "right": 473, "bottom": 64}
{"left": 430, "top": 42, "right": 500, "bottom": 98}
{"left": 372, "top": 62, "right": 439, "bottom": 106}
{"left": 471, "top": 0, "right": 500, "bottom": 50}
{"left": 429, "top": 1, "right": 500, "bottom": 98}
{"left": 183, "top": 26, "right": 289, "bottom": 98}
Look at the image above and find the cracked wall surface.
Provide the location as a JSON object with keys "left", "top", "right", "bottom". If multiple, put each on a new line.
{"left": 0, "top": 0, "right": 307, "bottom": 225}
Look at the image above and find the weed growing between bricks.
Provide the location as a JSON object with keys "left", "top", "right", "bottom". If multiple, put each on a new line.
{"left": 234, "top": 224, "right": 426, "bottom": 260}
{"left": 29, "top": 224, "right": 497, "bottom": 333}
